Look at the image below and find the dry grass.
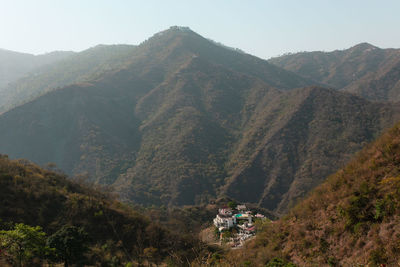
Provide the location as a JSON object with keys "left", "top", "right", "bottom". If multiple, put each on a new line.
{"left": 220, "top": 122, "right": 400, "bottom": 266}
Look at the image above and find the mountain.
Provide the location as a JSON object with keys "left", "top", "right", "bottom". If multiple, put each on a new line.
{"left": 269, "top": 43, "right": 400, "bottom": 102}
{"left": 223, "top": 86, "right": 400, "bottom": 214}
{"left": 0, "top": 27, "right": 398, "bottom": 215}
{"left": 223, "top": 121, "right": 400, "bottom": 266}
{"left": 0, "top": 154, "right": 206, "bottom": 265}
{"left": 0, "top": 48, "right": 74, "bottom": 91}
{"left": 0, "top": 44, "right": 136, "bottom": 113}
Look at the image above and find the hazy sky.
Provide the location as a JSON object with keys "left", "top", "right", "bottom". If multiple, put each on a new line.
{"left": 1, "top": 0, "right": 399, "bottom": 59}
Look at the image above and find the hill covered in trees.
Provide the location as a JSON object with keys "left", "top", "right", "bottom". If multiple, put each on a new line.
{"left": 0, "top": 154, "right": 208, "bottom": 266}
{"left": 222, "top": 121, "right": 400, "bottom": 266}
{"left": 269, "top": 43, "right": 400, "bottom": 102}
{"left": 0, "top": 27, "right": 399, "bottom": 215}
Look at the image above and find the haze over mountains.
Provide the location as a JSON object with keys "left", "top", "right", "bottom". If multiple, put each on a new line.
{"left": 0, "top": 44, "right": 136, "bottom": 114}
{"left": 0, "top": 26, "right": 399, "bottom": 215}
{"left": 0, "top": 48, "right": 73, "bottom": 91}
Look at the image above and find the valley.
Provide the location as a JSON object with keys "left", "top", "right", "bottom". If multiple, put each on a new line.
{"left": 1, "top": 20, "right": 400, "bottom": 266}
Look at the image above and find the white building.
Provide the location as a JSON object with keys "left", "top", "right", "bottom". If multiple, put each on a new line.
{"left": 218, "top": 208, "right": 233, "bottom": 216}
{"left": 213, "top": 214, "right": 237, "bottom": 230}
{"left": 255, "top": 213, "right": 265, "bottom": 219}
{"left": 236, "top": 204, "right": 247, "bottom": 211}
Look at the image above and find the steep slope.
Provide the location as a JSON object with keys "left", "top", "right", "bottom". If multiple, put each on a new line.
{"left": 0, "top": 44, "right": 136, "bottom": 113}
{"left": 0, "top": 80, "right": 144, "bottom": 185}
{"left": 345, "top": 58, "right": 400, "bottom": 101}
{"left": 269, "top": 43, "right": 400, "bottom": 102}
{"left": 0, "top": 27, "right": 314, "bottom": 207}
{"left": 0, "top": 48, "right": 73, "bottom": 90}
{"left": 224, "top": 122, "right": 400, "bottom": 266}
{"left": 224, "top": 87, "right": 400, "bottom": 214}
{"left": 133, "top": 26, "right": 314, "bottom": 92}
{"left": 0, "top": 154, "right": 205, "bottom": 265}
{"left": 0, "top": 27, "right": 398, "bottom": 214}
{"left": 115, "top": 57, "right": 283, "bottom": 206}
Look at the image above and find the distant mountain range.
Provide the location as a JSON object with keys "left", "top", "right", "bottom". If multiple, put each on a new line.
{"left": 0, "top": 48, "right": 74, "bottom": 91}
{"left": 0, "top": 44, "right": 136, "bottom": 113}
{"left": 269, "top": 43, "right": 400, "bottom": 102}
{"left": 0, "top": 27, "right": 399, "bottom": 215}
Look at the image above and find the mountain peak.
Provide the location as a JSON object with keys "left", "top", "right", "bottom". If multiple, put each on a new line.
{"left": 151, "top": 26, "right": 196, "bottom": 38}
{"left": 349, "top": 42, "right": 378, "bottom": 52}
{"left": 168, "top": 25, "right": 193, "bottom": 32}
{"left": 141, "top": 26, "right": 205, "bottom": 50}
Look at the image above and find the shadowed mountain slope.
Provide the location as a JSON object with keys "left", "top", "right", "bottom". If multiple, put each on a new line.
{"left": 269, "top": 43, "right": 400, "bottom": 102}
{"left": 0, "top": 27, "right": 398, "bottom": 214}
{"left": 0, "top": 154, "right": 205, "bottom": 265}
{"left": 224, "top": 86, "right": 400, "bottom": 214}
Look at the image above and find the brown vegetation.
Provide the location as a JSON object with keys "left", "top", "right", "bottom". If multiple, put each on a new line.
{"left": 222, "top": 121, "right": 400, "bottom": 266}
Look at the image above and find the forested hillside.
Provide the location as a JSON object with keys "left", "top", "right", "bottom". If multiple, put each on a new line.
{"left": 0, "top": 27, "right": 398, "bottom": 215}
{"left": 0, "top": 154, "right": 207, "bottom": 266}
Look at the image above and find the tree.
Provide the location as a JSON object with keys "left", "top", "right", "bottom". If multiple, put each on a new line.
{"left": 266, "top": 257, "right": 297, "bottom": 267}
{"left": 227, "top": 201, "right": 237, "bottom": 209}
{"left": 0, "top": 223, "right": 49, "bottom": 267}
{"left": 46, "top": 225, "right": 89, "bottom": 267}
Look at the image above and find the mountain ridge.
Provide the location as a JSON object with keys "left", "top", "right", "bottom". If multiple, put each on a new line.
{"left": 269, "top": 43, "right": 400, "bottom": 102}
{"left": 0, "top": 44, "right": 136, "bottom": 114}
{"left": 0, "top": 48, "right": 74, "bottom": 91}
{"left": 0, "top": 27, "right": 399, "bottom": 214}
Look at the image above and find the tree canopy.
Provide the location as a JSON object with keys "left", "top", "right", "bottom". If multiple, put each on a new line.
{"left": 0, "top": 223, "right": 50, "bottom": 267}
{"left": 47, "top": 225, "right": 89, "bottom": 267}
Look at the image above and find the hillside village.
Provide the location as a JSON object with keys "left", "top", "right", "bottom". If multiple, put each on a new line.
{"left": 213, "top": 204, "right": 267, "bottom": 248}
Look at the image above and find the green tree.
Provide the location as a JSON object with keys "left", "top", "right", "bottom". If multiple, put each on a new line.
{"left": 46, "top": 225, "right": 89, "bottom": 267}
{"left": 0, "top": 223, "right": 49, "bottom": 267}
{"left": 227, "top": 201, "right": 237, "bottom": 209}
{"left": 266, "top": 257, "right": 297, "bottom": 267}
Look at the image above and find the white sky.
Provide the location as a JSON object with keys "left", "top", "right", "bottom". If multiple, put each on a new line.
{"left": 0, "top": 0, "right": 399, "bottom": 59}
